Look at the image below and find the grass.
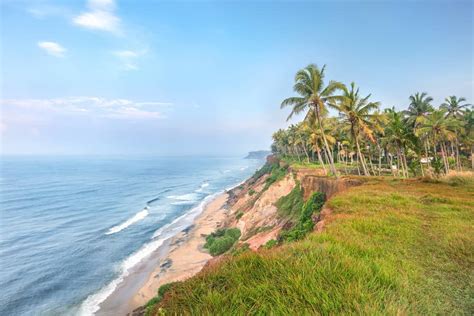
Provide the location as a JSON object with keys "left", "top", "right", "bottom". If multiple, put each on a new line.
{"left": 149, "top": 177, "right": 474, "bottom": 315}
{"left": 275, "top": 183, "right": 304, "bottom": 220}
{"left": 204, "top": 228, "right": 241, "bottom": 256}
{"left": 279, "top": 191, "right": 325, "bottom": 242}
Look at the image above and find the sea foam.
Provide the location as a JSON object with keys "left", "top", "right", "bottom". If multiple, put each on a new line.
{"left": 80, "top": 191, "right": 221, "bottom": 315}
{"left": 105, "top": 208, "right": 149, "bottom": 235}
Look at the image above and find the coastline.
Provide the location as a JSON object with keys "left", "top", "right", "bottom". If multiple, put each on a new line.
{"left": 128, "top": 193, "right": 230, "bottom": 312}
{"left": 93, "top": 189, "right": 235, "bottom": 316}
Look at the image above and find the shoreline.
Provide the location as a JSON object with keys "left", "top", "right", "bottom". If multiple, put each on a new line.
{"left": 94, "top": 191, "right": 233, "bottom": 316}
{"left": 128, "top": 193, "right": 230, "bottom": 312}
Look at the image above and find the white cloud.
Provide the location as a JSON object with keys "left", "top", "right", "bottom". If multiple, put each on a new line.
{"left": 73, "top": 0, "right": 120, "bottom": 34}
{"left": 1, "top": 97, "right": 172, "bottom": 120}
{"left": 38, "top": 41, "right": 66, "bottom": 57}
{"left": 113, "top": 50, "right": 146, "bottom": 71}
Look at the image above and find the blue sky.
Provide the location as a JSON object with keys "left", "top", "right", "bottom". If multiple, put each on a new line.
{"left": 1, "top": 0, "right": 472, "bottom": 155}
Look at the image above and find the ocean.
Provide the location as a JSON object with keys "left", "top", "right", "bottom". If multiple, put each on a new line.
{"left": 0, "top": 155, "right": 263, "bottom": 315}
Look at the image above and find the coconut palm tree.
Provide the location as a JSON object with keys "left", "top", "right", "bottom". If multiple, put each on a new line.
{"left": 329, "top": 82, "right": 380, "bottom": 176}
{"left": 383, "top": 108, "right": 415, "bottom": 178}
{"left": 405, "top": 92, "right": 434, "bottom": 128}
{"left": 440, "top": 96, "right": 471, "bottom": 170}
{"left": 417, "top": 110, "right": 461, "bottom": 175}
{"left": 281, "top": 64, "right": 344, "bottom": 177}
{"left": 440, "top": 96, "right": 472, "bottom": 119}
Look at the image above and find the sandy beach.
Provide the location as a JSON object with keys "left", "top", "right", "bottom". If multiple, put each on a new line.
{"left": 128, "top": 192, "right": 230, "bottom": 312}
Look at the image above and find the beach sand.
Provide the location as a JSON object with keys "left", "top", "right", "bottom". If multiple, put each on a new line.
{"left": 128, "top": 192, "right": 230, "bottom": 311}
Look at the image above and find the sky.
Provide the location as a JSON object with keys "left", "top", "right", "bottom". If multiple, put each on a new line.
{"left": 0, "top": 0, "right": 472, "bottom": 156}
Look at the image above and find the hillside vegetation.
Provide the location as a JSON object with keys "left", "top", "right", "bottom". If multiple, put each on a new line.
{"left": 147, "top": 174, "right": 474, "bottom": 315}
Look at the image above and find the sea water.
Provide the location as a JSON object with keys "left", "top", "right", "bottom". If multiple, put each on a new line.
{"left": 0, "top": 156, "right": 263, "bottom": 315}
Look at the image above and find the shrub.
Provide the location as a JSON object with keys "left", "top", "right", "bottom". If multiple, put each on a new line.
{"left": 236, "top": 211, "right": 244, "bottom": 220}
{"left": 280, "top": 192, "right": 326, "bottom": 242}
{"left": 204, "top": 228, "right": 241, "bottom": 256}
{"left": 264, "top": 165, "right": 288, "bottom": 190}
{"left": 263, "top": 239, "right": 277, "bottom": 249}
{"left": 249, "top": 188, "right": 256, "bottom": 196}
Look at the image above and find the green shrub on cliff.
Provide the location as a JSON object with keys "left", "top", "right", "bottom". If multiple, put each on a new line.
{"left": 204, "top": 228, "right": 241, "bottom": 256}
{"left": 264, "top": 164, "right": 288, "bottom": 190}
{"left": 280, "top": 191, "right": 325, "bottom": 242}
{"left": 275, "top": 184, "right": 304, "bottom": 220}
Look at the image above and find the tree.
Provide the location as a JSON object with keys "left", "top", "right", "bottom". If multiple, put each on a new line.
{"left": 405, "top": 92, "right": 434, "bottom": 128}
{"left": 281, "top": 64, "right": 344, "bottom": 177}
{"left": 417, "top": 110, "right": 461, "bottom": 175}
{"left": 440, "top": 96, "right": 472, "bottom": 170}
{"left": 329, "top": 82, "right": 380, "bottom": 176}
{"left": 441, "top": 96, "right": 471, "bottom": 119}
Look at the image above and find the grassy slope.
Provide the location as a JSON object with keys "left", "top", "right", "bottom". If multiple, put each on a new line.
{"left": 152, "top": 177, "right": 474, "bottom": 315}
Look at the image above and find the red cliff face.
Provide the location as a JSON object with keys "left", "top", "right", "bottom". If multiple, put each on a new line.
{"left": 293, "top": 168, "right": 362, "bottom": 200}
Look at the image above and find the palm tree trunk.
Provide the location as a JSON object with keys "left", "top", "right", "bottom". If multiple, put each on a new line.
{"left": 302, "top": 144, "right": 310, "bottom": 163}
{"left": 377, "top": 143, "right": 382, "bottom": 176}
{"left": 389, "top": 154, "right": 395, "bottom": 177}
{"left": 455, "top": 137, "right": 461, "bottom": 171}
{"left": 315, "top": 108, "right": 338, "bottom": 177}
{"left": 315, "top": 146, "right": 327, "bottom": 175}
{"left": 354, "top": 134, "right": 369, "bottom": 176}
{"left": 440, "top": 142, "right": 449, "bottom": 175}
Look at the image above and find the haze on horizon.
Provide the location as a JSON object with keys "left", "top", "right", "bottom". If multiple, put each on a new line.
{"left": 1, "top": 0, "right": 472, "bottom": 156}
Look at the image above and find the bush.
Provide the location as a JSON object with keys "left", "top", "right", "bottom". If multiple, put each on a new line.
{"left": 249, "top": 188, "right": 256, "bottom": 196}
{"left": 280, "top": 192, "right": 326, "bottom": 242}
{"left": 236, "top": 211, "right": 244, "bottom": 220}
{"left": 264, "top": 165, "right": 288, "bottom": 190}
{"left": 263, "top": 239, "right": 277, "bottom": 249}
{"left": 204, "top": 228, "right": 241, "bottom": 256}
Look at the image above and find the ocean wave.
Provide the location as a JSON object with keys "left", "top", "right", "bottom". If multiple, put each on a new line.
{"left": 167, "top": 193, "right": 198, "bottom": 201}
{"left": 171, "top": 201, "right": 195, "bottom": 205}
{"left": 79, "top": 192, "right": 222, "bottom": 315}
{"left": 105, "top": 208, "right": 149, "bottom": 235}
{"left": 78, "top": 236, "right": 166, "bottom": 316}
{"left": 240, "top": 166, "right": 248, "bottom": 171}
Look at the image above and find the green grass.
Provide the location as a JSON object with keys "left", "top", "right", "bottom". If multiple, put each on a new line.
{"left": 150, "top": 178, "right": 474, "bottom": 315}
{"left": 204, "top": 228, "right": 241, "bottom": 256}
{"left": 275, "top": 184, "right": 304, "bottom": 220}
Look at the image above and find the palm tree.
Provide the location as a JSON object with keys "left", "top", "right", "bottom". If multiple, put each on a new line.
{"left": 417, "top": 110, "right": 461, "bottom": 175}
{"left": 383, "top": 108, "right": 415, "bottom": 178}
{"left": 441, "top": 96, "right": 471, "bottom": 119}
{"left": 404, "top": 92, "right": 434, "bottom": 172}
{"left": 329, "top": 82, "right": 380, "bottom": 176}
{"left": 405, "top": 92, "right": 434, "bottom": 128}
{"left": 440, "top": 96, "right": 472, "bottom": 170}
{"left": 281, "top": 64, "right": 344, "bottom": 177}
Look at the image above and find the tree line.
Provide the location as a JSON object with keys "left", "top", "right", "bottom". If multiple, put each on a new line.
{"left": 272, "top": 64, "right": 473, "bottom": 178}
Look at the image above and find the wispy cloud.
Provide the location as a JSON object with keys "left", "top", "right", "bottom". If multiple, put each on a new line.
{"left": 1, "top": 97, "right": 172, "bottom": 120}
{"left": 38, "top": 41, "right": 66, "bottom": 57}
{"left": 113, "top": 50, "right": 146, "bottom": 71}
{"left": 73, "top": 0, "right": 120, "bottom": 34}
